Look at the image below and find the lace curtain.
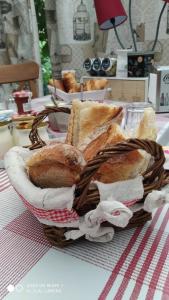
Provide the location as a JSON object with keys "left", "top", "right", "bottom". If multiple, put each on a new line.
{"left": 0, "top": 0, "right": 42, "bottom": 103}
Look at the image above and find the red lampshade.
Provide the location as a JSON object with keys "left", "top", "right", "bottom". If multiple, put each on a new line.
{"left": 163, "top": 0, "right": 169, "bottom": 2}
{"left": 94, "top": 0, "right": 127, "bottom": 30}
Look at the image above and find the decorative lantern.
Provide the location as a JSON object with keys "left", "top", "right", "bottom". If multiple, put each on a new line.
{"left": 73, "top": 0, "right": 91, "bottom": 41}
{"left": 0, "top": 1, "right": 12, "bottom": 49}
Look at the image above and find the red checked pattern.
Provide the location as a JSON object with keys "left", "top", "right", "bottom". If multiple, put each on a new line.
{"left": 17, "top": 192, "right": 79, "bottom": 224}
{"left": 0, "top": 170, "right": 11, "bottom": 192}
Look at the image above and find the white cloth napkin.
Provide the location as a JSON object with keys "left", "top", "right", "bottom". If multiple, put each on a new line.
{"left": 94, "top": 176, "right": 144, "bottom": 203}
{"left": 65, "top": 199, "right": 133, "bottom": 243}
{"left": 4, "top": 147, "right": 75, "bottom": 210}
{"left": 144, "top": 190, "right": 169, "bottom": 212}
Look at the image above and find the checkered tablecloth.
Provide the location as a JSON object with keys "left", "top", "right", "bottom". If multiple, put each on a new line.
{"left": 1, "top": 98, "right": 169, "bottom": 299}
{"left": 1, "top": 167, "right": 169, "bottom": 300}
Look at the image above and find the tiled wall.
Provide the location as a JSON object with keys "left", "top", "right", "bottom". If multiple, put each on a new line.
{"left": 45, "top": 0, "right": 169, "bottom": 79}
{"left": 107, "top": 0, "right": 169, "bottom": 65}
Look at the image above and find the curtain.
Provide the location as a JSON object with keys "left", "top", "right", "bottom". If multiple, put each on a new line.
{"left": 45, "top": 0, "right": 109, "bottom": 80}
{"left": 0, "top": 0, "right": 36, "bottom": 64}
{"left": 0, "top": 0, "right": 42, "bottom": 107}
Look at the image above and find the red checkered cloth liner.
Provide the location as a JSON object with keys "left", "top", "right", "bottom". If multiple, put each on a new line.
{"left": 17, "top": 191, "right": 139, "bottom": 224}
{"left": 17, "top": 191, "right": 79, "bottom": 224}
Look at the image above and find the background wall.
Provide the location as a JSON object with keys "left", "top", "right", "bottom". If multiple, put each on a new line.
{"left": 45, "top": 0, "right": 169, "bottom": 79}
{"left": 106, "top": 0, "right": 169, "bottom": 65}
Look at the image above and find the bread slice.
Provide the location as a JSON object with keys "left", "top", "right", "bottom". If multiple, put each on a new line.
{"left": 66, "top": 100, "right": 123, "bottom": 149}
{"left": 136, "top": 107, "right": 157, "bottom": 140}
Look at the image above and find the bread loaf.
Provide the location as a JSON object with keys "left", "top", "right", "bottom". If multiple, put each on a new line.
{"left": 26, "top": 143, "right": 86, "bottom": 188}
{"left": 83, "top": 123, "right": 151, "bottom": 184}
{"left": 48, "top": 79, "right": 66, "bottom": 92}
{"left": 94, "top": 150, "right": 150, "bottom": 184}
{"left": 83, "top": 79, "right": 108, "bottom": 91}
{"left": 62, "top": 72, "right": 80, "bottom": 93}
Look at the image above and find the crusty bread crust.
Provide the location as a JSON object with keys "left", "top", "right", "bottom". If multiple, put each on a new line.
{"left": 83, "top": 79, "right": 108, "bottom": 91}
{"left": 94, "top": 150, "right": 150, "bottom": 183}
{"left": 27, "top": 143, "right": 86, "bottom": 188}
{"left": 83, "top": 122, "right": 151, "bottom": 183}
{"left": 83, "top": 123, "right": 125, "bottom": 161}
{"left": 28, "top": 162, "right": 80, "bottom": 188}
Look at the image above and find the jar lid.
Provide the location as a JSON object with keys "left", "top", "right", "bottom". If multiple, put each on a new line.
{"left": 16, "top": 121, "right": 47, "bottom": 130}
{"left": 13, "top": 90, "right": 32, "bottom": 98}
{"left": 0, "top": 115, "right": 11, "bottom": 127}
{"left": 12, "top": 114, "right": 35, "bottom": 122}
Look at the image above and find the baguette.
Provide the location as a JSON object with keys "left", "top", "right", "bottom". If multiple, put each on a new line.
{"left": 83, "top": 79, "right": 108, "bottom": 91}
{"left": 48, "top": 79, "right": 66, "bottom": 92}
{"left": 62, "top": 72, "right": 80, "bottom": 93}
{"left": 83, "top": 123, "right": 151, "bottom": 183}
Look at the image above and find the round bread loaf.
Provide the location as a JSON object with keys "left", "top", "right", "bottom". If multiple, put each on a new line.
{"left": 26, "top": 143, "right": 86, "bottom": 188}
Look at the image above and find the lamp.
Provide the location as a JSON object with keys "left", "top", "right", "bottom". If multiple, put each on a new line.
{"left": 94, "top": 0, "right": 127, "bottom": 49}
{"left": 94, "top": 0, "right": 169, "bottom": 52}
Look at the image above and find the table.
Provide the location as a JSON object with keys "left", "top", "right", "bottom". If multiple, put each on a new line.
{"left": 1, "top": 168, "right": 169, "bottom": 300}
{"left": 1, "top": 97, "right": 169, "bottom": 300}
{"left": 31, "top": 96, "right": 169, "bottom": 145}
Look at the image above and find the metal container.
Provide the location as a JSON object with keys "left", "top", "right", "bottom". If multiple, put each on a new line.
{"left": 149, "top": 66, "right": 169, "bottom": 112}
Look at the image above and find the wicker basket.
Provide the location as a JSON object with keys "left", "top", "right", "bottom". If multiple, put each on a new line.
{"left": 27, "top": 106, "right": 167, "bottom": 247}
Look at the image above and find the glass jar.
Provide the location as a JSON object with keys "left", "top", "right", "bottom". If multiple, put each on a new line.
{"left": 0, "top": 120, "right": 13, "bottom": 160}
{"left": 102, "top": 57, "right": 117, "bottom": 77}
{"left": 12, "top": 115, "right": 35, "bottom": 146}
{"left": 13, "top": 90, "right": 32, "bottom": 115}
{"left": 13, "top": 122, "right": 49, "bottom": 147}
{"left": 123, "top": 102, "right": 154, "bottom": 138}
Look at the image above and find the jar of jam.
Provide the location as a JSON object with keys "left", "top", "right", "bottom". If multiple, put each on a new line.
{"left": 13, "top": 90, "right": 32, "bottom": 115}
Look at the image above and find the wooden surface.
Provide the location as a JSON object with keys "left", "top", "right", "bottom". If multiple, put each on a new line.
{"left": 0, "top": 61, "right": 39, "bottom": 98}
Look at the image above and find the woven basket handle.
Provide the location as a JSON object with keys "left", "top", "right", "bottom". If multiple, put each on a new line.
{"left": 29, "top": 106, "right": 70, "bottom": 150}
{"left": 75, "top": 139, "right": 165, "bottom": 210}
